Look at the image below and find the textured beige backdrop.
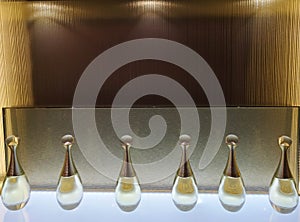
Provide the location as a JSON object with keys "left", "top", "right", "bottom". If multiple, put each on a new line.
{"left": 2, "top": 107, "right": 299, "bottom": 193}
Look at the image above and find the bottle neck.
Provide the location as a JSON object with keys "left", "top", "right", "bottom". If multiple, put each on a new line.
{"left": 224, "top": 146, "right": 240, "bottom": 177}
{"left": 7, "top": 147, "right": 24, "bottom": 177}
{"left": 119, "top": 145, "right": 136, "bottom": 178}
{"left": 275, "top": 147, "right": 293, "bottom": 179}
{"left": 177, "top": 145, "right": 193, "bottom": 178}
{"left": 61, "top": 146, "right": 77, "bottom": 177}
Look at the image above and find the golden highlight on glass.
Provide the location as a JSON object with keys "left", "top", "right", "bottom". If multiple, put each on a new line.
{"left": 115, "top": 135, "right": 141, "bottom": 212}
{"left": 1, "top": 135, "right": 31, "bottom": 210}
{"left": 56, "top": 134, "right": 83, "bottom": 210}
{"left": 218, "top": 134, "right": 246, "bottom": 212}
{"left": 172, "top": 134, "right": 198, "bottom": 211}
{"left": 268, "top": 136, "right": 298, "bottom": 214}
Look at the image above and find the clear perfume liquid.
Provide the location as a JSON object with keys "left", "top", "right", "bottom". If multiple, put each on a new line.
{"left": 56, "top": 174, "right": 83, "bottom": 210}
{"left": 269, "top": 177, "right": 298, "bottom": 214}
{"left": 218, "top": 175, "right": 246, "bottom": 212}
{"left": 1, "top": 175, "right": 31, "bottom": 210}
{"left": 172, "top": 176, "right": 198, "bottom": 211}
{"left": 115, "top": 176, "right": 141, "bottom": 212}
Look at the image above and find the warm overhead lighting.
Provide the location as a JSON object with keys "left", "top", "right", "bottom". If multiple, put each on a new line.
{"left": 31, "top": 2, "right": 60, "bottom": 18}
{"left": 254, "top": 0, "right": 274, "bottom": 6}
{"left": 133, "top": 0, "right": 168, "bottom": 9}
{"left": 128, "top": 0, "right": 176, "bottom": 17}
{"left": 29, "top": 2, "right": 85, "bottom": 21}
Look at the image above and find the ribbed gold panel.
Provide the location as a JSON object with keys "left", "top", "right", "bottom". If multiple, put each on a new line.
{"left": 246, "top": 0, "right": 300, "bottom": 106}
{"left": 0, "top": 2, "right": 34, "bottom": 178}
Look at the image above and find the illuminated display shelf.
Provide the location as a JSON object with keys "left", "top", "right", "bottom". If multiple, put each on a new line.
{"left": 0, "top": 192, "right": 299, "bottom": 222}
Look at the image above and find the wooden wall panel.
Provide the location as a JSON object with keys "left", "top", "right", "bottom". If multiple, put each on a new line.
{"left": 0, "top": 2, "right": 34, "bottom": 179}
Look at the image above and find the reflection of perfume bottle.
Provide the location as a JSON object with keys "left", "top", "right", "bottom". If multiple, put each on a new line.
{"left": 56, "top": 135, "right": 83, "bottom": 210}
{"left": 269, "top": 136, "right": 298, "bottom": 214}
{"left": 172, "top": 135, "right": 198, "bottom": 211}
{"left": 218, "top": 134, "right": 246, "bottom": 212}
{"left": 115, "top": 135, "right": 141, "bottom": 212}
{"left": 1, "top": 135, "right": 31, "bottom": 210}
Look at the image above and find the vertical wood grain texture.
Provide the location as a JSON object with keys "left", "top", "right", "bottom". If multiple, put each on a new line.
{"left": 246, "top": 0, "right": 300, "bottom": 106}
{"left": 0, "top": 2, "right": 34, "bottom": 179}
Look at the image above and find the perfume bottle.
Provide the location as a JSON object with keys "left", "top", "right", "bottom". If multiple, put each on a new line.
{"left": 269, "top": 136, "right": 298, "bottom": 214}
{"left": 115, "top": 135, "right": 141, "bottom": 212}
{"left": 218, "top": 134, "right": 246, "bottom": 212}
{"left": 56, "top": 135, "right": 83, "bottom": 210}
{"left": 172, "top": 135, "right": 198, "bottom": 211}
{"left": 1, "top": 135, "right": 31, "bottom": 210}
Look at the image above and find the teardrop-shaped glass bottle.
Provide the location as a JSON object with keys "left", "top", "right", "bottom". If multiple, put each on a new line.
{"left": 1, "top": 135, "right": 31, "bottom": 210}
{"left": 115, "top": 135, "right": 141, "bottom": 212}
{"left": 269, "top": 135, "right": 298, "bottom": 214}
{"left": 172, "top": 135, "right": 198, "bottom": 211}
{"left": 218, "top": 134, "right": 246, "bottom": 212}
{"left": 56, "top": 134, "right": 83, "bottom": 210}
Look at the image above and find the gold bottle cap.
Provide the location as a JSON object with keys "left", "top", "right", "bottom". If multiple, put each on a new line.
{"left": 61, "top": 134, "right": 74, "bottom": 147}
{"left": 5, "top": 135, "right": 19, "bottom": 148}
{"left": 278, "top": 135, "right": 292, "bottom": 149}
{"left": 179, "top": 134, "right": 191, "bottom": 146}
{"left": 120, "top": 135, "right": 133, "bottom": 146}
{"left": 225, "top": 134, "right": 239, "bottom": 147}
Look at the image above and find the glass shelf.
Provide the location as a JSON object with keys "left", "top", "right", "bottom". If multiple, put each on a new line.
{"left": 0, "top": 192, "right": 299, "bottom": 222}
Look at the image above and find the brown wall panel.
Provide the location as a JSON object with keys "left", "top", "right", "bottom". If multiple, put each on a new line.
{"left": 26, "top": 0, "right": 300, "bottom": 107}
